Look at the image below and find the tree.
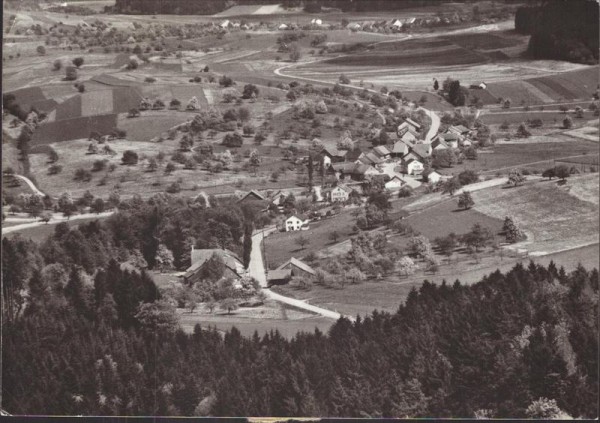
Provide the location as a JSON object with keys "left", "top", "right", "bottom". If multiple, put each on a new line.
{"left": 90, "top": 198, "right": 105, "bottom": 214}
{"left": 65, "top": 66, "right": 78, "bottom": 81}
{"left": 135, "top": 300, "right": 178, "bottom": 333}
{"left": 218, "top": 75, "right": 234, "bottom": 87}
{"left": 36, "top": 45, "right": 46, "bottom": 55}
{"left": 432, "top": 149, "right": 457, "bottom": 168}
{"left": 121, "top": 150, "right": 139, "bottom": 165}
{"left": 397, "top": 256, "right": 417, "bottom": 276}
{"left": 457, "top": 169, "right": 479, "bottom": 185}
{"left": 219, "top": 298, "right": 238, "bottom": 315}
{"left": 525, "top": 398, "right": 572, "bottom": 419}
{"left": 242, "top": 84, "right": 259, "bottom": 99}
{"left": 446, "top": 79, "right": 466, "bottom": 106}
{"left": 507, "top": 169, "right": 525, "bottom": 187}
{"left": 408, "top": 235, "right": 432, "bottom": 258}
{"left": 516, "top": 123, "right": 531, "bottom": 138}
{"left": 223, "top": 132, "right": 243, "bottom": 148}
{"left": 289, "top": 43, "right": 301, "bottom": 62}
{"left": 249, "top": 149, "right": 261, "bottom": 175}
{"left": 47, "top": 148, "right": 59, "bottom": 163}
{"left": 295, "top": 234, "right": 310, "bottom": 250}
{"left": 435, "top": 233, "right": 458, "bottom": 257}
{"left": 72, "top": 57, "right": 84, "bottom": 68}
{"left": 53, "top": 59, "right": 62, "bottom": 71}
{"left": 542, "top": 167, "right": 556, "bottom": 180}
{"left": 462, "top": 223, "right": 492, "bottom": 252}
{"left": 457, "top": 190, "right": 474, "bottom": 210}
{"left": 339, "top": 74, "right": 350, "bottom": 84}
{"left": 329, "top": 231, "right": 339, "bottom": 244}
{"left": 554, "top": 164, "right": 570, "bottom": 181}
{"left": 563, "top": 116, "right": 573, "bottom": 129}
{"left": 433, "top": 79, "right": 439, "bottom": 90}
{"left": 242, "top": 222, "right": 253, "bottom": 269}
{"left": 502, "top": 216, "right": 525, "bottom": 243}
{"left": 442, "top": 177, "right": 462, "bottom": 196}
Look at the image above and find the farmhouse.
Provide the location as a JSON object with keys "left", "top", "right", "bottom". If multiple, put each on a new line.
{"left": 423, "top": 169, "right": 443, "bottom": 184}
{"left": 346, "top": 22, "right": 362, "bottom": 31}
{"left": 447, "top": 125, "right": 471, "bottom": 137}
{"left": 238, "top": 190, "right": 265, "bottom": 203}
{"left": 276, "top": 257, "right": 316, "bottom": 279}
{"left": 400, "top": 128, "right": 419, "bottom": 143}
{"left": 440, "top": 132, "right": 460, "bottom": 149}
{"left": 326, "top": 184, "right": 353, "bottom": 202}
{"left": 403, "top": 158, "right": 424, "bottom": 176}
{"left": 183, "top": 248, "right": 244, "bottom": 285}
{"left": 431, "top": 137, "right": 450, "bottom": 151}
{"left": 385, "top": 175, "right": 407, "bottom": 191}
{"left": 310, "top": 18, "right": 323, "bottom": 25}
{"left": 373, "top": 145, "right": 391, "bottom": 160}
{"left": 391, "top": 140, "right": 413, "bottom": 158}
{"left": 285, "top": 215, "right": 310, "bottom": 232}
{"left": 278, "top": 23, "right": 289, "bottom": 30}
{"left": 358, "top": 152, "right": 385, "bottom": 166}
{"left": 398, "top": 119, "right": 421, "bottom": 136}
{"left": 412, "top": 143, "right": 432, "bottom": 158}
{"left": 322, "top": 145, "right": 348, "bottom": 166}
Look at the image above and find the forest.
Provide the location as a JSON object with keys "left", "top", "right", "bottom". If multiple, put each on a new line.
{"left": 2, "top": 191, "right": 598, "bottom": 418}
{"left": 515, "top": 0, "right": 599, "bottom": 64}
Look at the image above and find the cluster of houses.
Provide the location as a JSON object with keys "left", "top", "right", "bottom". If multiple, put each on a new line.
{"left": 231, "top": 117, "right": 476, "bottom": 233}
{"left": 182, "top": 246, "right": 316, "bottom": 288}
{"left": 345, "top": 13, "right": 468, "bottom": 32}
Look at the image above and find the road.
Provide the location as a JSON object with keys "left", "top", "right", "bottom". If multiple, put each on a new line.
{"left": 248, "top": 229, "right": 353, "bottom": 322}
{"left": 13, "top": 174, "right": 45, "bottom": 197}
{"left": 2, "top": 211, "right": 115, "bottom": 235}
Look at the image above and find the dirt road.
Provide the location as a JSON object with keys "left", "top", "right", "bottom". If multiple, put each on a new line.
{"left": 248, "top": 229, "right": 354, "bottom": 322}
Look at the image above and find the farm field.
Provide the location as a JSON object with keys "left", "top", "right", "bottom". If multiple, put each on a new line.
{"left": 472, "top": 175, "right": 599, "bottom": 254}
{"left": 273, "top": 240, "right": 600, "bottom": 318}
{"left": 117, "top": 112, "right": 190, "bottom": 141}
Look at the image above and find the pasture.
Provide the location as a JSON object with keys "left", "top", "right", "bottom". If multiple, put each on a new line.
{"left": 472, "top": 175, "right": 599, "bottom": 254}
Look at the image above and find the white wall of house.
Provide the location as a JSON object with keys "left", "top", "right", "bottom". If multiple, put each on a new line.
{"left": 286, "top": 217, "right": 306, "bottom": 231}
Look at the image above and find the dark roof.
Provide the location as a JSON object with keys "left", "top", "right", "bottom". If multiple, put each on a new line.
{"left": 239, "top": 189, "right": 265, "bottom": 201}
{"left": 267, "top": 269, "right": 292, "bottom": 281}
{"left": 276, "top": 257, "right": 316, "bottom": 275}
{"left": 185, "top": 249, "right": 244, "bottom": 278}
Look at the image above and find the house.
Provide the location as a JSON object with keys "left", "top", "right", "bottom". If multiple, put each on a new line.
{"left": 310, "top": 18, "right": 323, "bottom": 25}
{"left": 183, "top": 248, "right": 244, "bottom": 285}
{"left": 391, "top": 19, "right": 403, "bottom": 29}
{"left": 238, "top": 189, "right": 265, "bottom": 203}
{"left": 478, "top": 82, "right": 487, "bottom": 89}
{"left": 412, "top": 143, "right": 432, "bottom": 158}
{"left": 358, "top": 152, "right": 385, "bottom": 166}
{"left": 276, "top": 257, "right": 316, "bottom": 279}
{"left": 441, "top": 132, "right": 460, "bottom": 149}
{"left": 322, "top": 145, "right": 348, "bottom": 166}
{"left": 285, "top": 214, "right": 309, "bottom": 231}
{"left": 461, "top": 138, "right": 473, "bottom": 147}
{"left": 422, "top": 169, "right": 443, "bottom": 184}
{"left": 447, "top": 125, "right": 471, "bottom": 137}
{"left": 373, "top": 145, "right": 391, "bottom": 160}
{"left": 403, "top": 158, "right": 424, "bottom": 176}
{"left": 267, "top": 268, "right": 292, "bottom": 286}
{"left": 327, "top": 184, "right": 352, "bottom": 202}
{"left": 391, "top": 140, "right": 412, "bottom": 158}
{"left": 219, "top": 20, "right": 231, "bottom": 29}
{"left": 385, "top": 175, "right": 407, "bottom": 191}
{"left": 431, "top": 136, "right": 449, "bottom": 151}
{"left": 400, "top": 129, "right": 418, "bottom": 143}
{"left": 347, "top": 22, "right": 362, "bottom": 31}
{"left": 278, "top": 23, "right": 289, "bottom": 30}
{"left": 345, "top": 147, "right": 363, "bottom": 162}
{"left": 397, "top": 119, "right": 421, "bottom": 137}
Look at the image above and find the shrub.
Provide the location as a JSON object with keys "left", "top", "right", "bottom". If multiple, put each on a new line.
{"left": 121, "top": 150, "right": 139, "bottom": 165}
{"left": 72, "top": 57, "right": 84, "bottom": 68}
{"left": 36, "top": 45, "right": 46, "bottom": 55}
{"left": 65, "top": 66, "right": 78, "bottom": 81}
{"left": 219, "top": 75, "right": 234, "bottom": 87}
{"left": 144, "top": 77, "right": 156, "bottom": 83}
{"left": 53, "top": 59, "right": 62, "bottom": 71}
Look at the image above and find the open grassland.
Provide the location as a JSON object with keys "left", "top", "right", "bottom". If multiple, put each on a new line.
{"left": 32, "top": 114, "right": 118, "bottom": 144}
{"left": 472, "top": 175, "right": 599, "bottom": 254}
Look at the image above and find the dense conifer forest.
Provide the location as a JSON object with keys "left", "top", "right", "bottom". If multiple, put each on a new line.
{"left": 515, "top": 0, "right": 598, "bottom": 64}
{"left": 2, "top": 195, "right": 598, "bottom": 418}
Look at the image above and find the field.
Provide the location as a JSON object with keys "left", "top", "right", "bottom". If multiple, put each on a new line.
{"left": 264, "top": 207, "right": 361, "bottom": 269}
{"left": 273, "top": 240, "right": 599, "bottom": 317}
{"left": 472, "top": 175, "right": 599, "bottom": 254}
{"left": 116, "top": 112, "right": 190, "bottom": 141}
{"left": 31, "top": 114, "right": 118, "bottom": 144}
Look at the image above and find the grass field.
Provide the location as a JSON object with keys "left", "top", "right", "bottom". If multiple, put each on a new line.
{"left": 117, "top": 112, "right": 190, "bottom": 141}
{"left": 264, "top": 206, "right": 361, "bottom": 269}
{"left": 32, "top": 114, "right": 118, "bottom": 144}
{"left": 472, "top": 175, "right": 599, "bottom": 254}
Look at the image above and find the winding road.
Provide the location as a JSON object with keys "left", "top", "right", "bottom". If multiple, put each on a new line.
{"left": 13, "top": 174, "right": 45, "bottom": 197}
